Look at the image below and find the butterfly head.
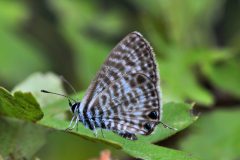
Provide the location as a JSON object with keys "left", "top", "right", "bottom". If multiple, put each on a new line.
{"left": 68, "top": 100, "right": 80, "bottom": 114}
{"left": 40, "top": 90, "right": 80, "bottom": 114}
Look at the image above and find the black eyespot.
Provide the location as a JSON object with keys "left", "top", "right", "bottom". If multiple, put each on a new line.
{"left": 144, "top": 123, "right": 152, "bottom": 131}
{"left": 136, "top": 74, "right": 146, "bottom": 84}
{"left": 151, "top": 91, "right": 156, "bottom": 97}
{"left": 148, "top": 111, "right": 158, "bottom": 119}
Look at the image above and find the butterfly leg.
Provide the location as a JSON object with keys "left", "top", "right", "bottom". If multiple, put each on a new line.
{"left": 101, "top": 129, "right": 105, "bottom": 138}
{"left": 72, "top": 116, "right": 79, "bottom": 129}
{"left": 65, "top": 116, "right": 75, "bottom": 131}
{"left": 90, "top": 119, "right": 98, "bottom": 137}
{"left": 65, "top": 116, "right": 79, "bottom": 131}
{"left": 93, "top": 130, "right": 98, "bottom": 137}
{"left": 76, "top": 119, "right": 79, "bottom": 132}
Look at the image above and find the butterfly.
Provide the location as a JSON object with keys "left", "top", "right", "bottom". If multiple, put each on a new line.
{"left": 43, "top": 31, "right": 170, "bottom": 140}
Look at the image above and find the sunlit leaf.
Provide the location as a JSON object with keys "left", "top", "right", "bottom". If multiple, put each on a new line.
{"left": 1, "top": 74, "right": 199, "bottom": 159}
{"left": 39, "top": 99, "right": 198, "bottom": 160}
{"left": 0, "top": 87, "right": 43, "bottom": 122}
{"left": 0, "top": 87, "right": 46, "bottom": 159}
{"left": 12, "top": 72, "right": 66, "bottom": 107}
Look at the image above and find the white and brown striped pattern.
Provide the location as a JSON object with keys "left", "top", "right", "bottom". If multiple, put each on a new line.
{"left": 70, "top": 31, "right": 161, "bottom": 140}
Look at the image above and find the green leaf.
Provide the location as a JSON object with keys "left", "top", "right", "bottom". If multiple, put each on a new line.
{"left": 123, "top": 142, "right": 198, "bottom": 160}
{"left": 179, "top": 108, "right": 240, "bottom": 160}
{"left": 29, "top": 72, "right": 198, "bottom": 159}
{"left": 0, "top": 87, "right": 43, "bottom": 122}
{"left": 40, "top": 94, "right": 197, "bottom": 143}
{"left": 141, "top": 102, "right": 198, "bottom": 143}
{"left": 12, "top": 72, "right": 67, "bottom": 107}
{"left": 39, "top": 100, "right": 198, "bottom": 160}
{"left": 0, "top": 117, "right": 48, "bottom": 160}
{"left": 0, "top": 86, "right": 46, "bottom": 159}
{"left": 1, "top": 73, "right": 198, "bottom": 160}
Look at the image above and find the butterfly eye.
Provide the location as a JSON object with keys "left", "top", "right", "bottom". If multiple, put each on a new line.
{"left": 70, "top": 103, "right": 79, "bottom": 113}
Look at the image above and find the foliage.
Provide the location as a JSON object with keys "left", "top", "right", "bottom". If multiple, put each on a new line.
{"left": 0, "top": 0, "right": 240, "bottom": 160}
{"left": 179, "top": 109, "right": 240, "bottom": 160}
{"left": 0, "top": 87, "right": 43, "bottom": 122}
{"left": 0, "top": 73, "right": 198, "bottom": 160}
{"left": 0, "top": 117, "right": 47, "bottom": 160}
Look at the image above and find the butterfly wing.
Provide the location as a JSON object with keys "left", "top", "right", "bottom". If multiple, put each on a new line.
{"left": 91, "top": 73, "right": 160, "bottom": 140}
{"left": 79, "top": 31, "right": 161, "bottom": 140}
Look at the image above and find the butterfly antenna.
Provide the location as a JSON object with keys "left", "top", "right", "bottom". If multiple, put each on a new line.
{"left": 41, "top": 90, "right": 77, "bottom": 103}
{"left": 60, "top": 75, "right": 77, "bottom": 95}
{"left": 159, "top": 121, "right": 177, "bottom": 131}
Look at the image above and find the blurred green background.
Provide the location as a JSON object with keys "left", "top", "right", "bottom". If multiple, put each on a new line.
{"left": 0, "top": 0, "right": 240, "bottom": 160}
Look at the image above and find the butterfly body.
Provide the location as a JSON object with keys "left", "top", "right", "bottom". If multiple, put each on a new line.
{"left": 70, "top": 31, "right": 162, "bottom": 140}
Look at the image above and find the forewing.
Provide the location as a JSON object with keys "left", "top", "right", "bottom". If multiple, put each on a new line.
{"left": 80, "top": 31, "right": 161, "bottom": 114}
